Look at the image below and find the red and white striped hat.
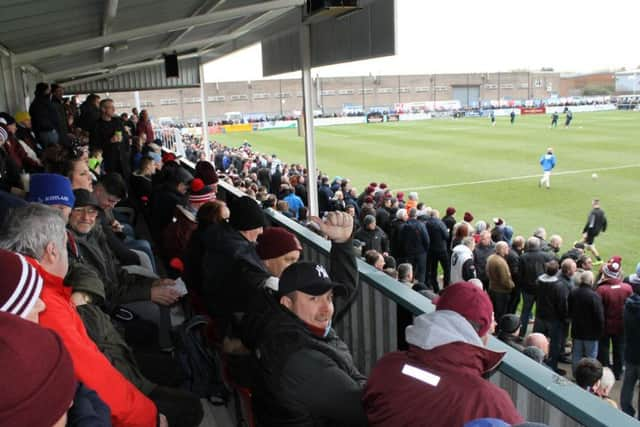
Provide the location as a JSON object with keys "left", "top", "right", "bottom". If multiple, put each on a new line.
{"left": 0, "top": 249, "right": 43, "bottom": 319}
{"left": 188, "top": 178, "right": 216, "bottom": 205}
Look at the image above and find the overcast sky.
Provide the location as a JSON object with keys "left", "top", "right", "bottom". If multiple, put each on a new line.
{"left": 204, "top": 0, "right": 640, "bottom": 82}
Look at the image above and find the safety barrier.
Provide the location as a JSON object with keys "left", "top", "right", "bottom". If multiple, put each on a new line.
{"left": 169, "top": 147, "right": 639, "bottom": 427}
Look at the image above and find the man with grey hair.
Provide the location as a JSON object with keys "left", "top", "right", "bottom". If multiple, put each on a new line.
{"left": 473, "top": 230, "right": 495, "bottom": 290}
{"left": 486, "top": 241, "right": 514, "bottom": 320}
{"left": 450, "top": 236, "right": 476, "bottom": 285}
{"left": 425, "top": 209, "right": 450, "bottom": 291}
{"left": 518, "top": 237, "right": 554, "bottom": 338}
{"left": 389, "top": 208, "right": 407, "bottom": 257}
{"left": 533, "top": 227, "right": 550, "bottom": 252}
{"left": 569, "top": 269, "right": 604, "bottom": 375}
{"left": 399, "top": 207, "right": 430, "bottom": 284}
{"left": 549, "top": 234, "right": 563, "bottom": 256}
{"left": 0, "top": 204, "right": 161, "bottom": 426}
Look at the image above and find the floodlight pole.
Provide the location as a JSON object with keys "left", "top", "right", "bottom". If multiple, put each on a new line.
{"left": 199, "top": 61, "right": 210, "bottom": 162}
{"left": 300, "top": 24, "right": 318, "bottom": 217}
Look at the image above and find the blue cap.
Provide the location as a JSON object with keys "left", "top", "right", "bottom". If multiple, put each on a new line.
{"left": 147, "top": 152, "right": 161, "bottom": 163}
{"left": 27, "top": 174, "right": 75, "bottom": 208}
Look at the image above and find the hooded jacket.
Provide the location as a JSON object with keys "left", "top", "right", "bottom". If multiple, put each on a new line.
{"left": 31, "top": 259, "right": 157, "bottom": 427}
{"left": 363, "top": 311, "right": 523, "bottom": 427}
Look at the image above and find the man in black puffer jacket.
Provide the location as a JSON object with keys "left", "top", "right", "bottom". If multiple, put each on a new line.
{"left": 518, "top": 237, "right": 554, "bottom": 338}
{"left": 242, "top": 212, "right": 367, "bottom": 427}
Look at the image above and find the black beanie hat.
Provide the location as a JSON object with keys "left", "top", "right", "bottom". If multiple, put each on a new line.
{"left": 498, "top": 313, "right": 521, "bottom": 334}
{"left": 229, "top": 196, "right": 265, "bottom": 231}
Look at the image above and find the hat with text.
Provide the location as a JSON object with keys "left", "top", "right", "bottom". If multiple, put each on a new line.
{"left": 278, "top": 262, "right": 346, "bottom": 296}
{"left": 27, "top": 174, "right": 75, "bottom": 208}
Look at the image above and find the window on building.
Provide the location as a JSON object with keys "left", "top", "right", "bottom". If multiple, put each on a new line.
{"left": 160, "top": 99, "right": 178, "bottom": 105}
{"left": 208, "top": 96, "right": 226, "bottom": 102}
{"left": 415, "top": 87, "right": 430, "bottom": 93}
{"left": 377, "top": 88, "right": 394, "bottom": 94}
{"left": 230, "top": 94, "right": 249, "bottom": 101}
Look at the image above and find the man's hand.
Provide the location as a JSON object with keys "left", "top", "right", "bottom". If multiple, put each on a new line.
{"left": 152, "top": 278, "right": 175, "bottom": 287}
{"left": 310, "top": 211, "right": 353, "bottom": 244}
{"left": 111, "top": 219, "right": 124, "bottom": 233}
{"left": 151, "top": 286, "right": 180, "bottom": 306}
{"left": 158, "top": 414, "right": 168, "bottom": 427}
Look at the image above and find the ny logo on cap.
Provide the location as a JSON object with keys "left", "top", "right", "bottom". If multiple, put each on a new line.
{"left": 315, "top": 265, "right": 329, "bottom": 279}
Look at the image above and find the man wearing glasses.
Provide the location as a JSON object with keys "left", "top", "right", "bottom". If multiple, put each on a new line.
{"left": 68, "top": 189, "right": 180, "bottom": 308}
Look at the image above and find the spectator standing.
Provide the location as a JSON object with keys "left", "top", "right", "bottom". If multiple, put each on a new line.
{"left": 568, "top": 270, "right": 604, "bottom": 375}
{"left": 399, "top": 208, "right": 430, "bottom": 284}
{"left": 136, "top": 110, "right": 155, "bottom": 143}
{"left": 596, "top": 257, "right": 633, "bottom": 379}
{"left": 621, "top": 277, "right": 640, "bottom": 418}
{"left": 486, "top": 241, "right": 515, "bottom": 321}
{"left": 29, "top": 82, "right": 60, "bottom": 147}
{"left": 518, "top": 237, "right": 553, "bottom": 339}
{"left": 425, "top": 209, "right": 450, "bottom": 291}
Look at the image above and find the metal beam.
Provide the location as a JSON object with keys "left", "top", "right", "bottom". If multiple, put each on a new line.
{"left": 199, "top": 8, "right": 290, "bottom": 51}
{"left": 15, "top": 0, "right": 304, "bottom": 65}
{"left": 163, "top": 0, "right": 227, "bottom": 48}
{"left": 300, "top": 24, "right": 319, "bottom": 217}
{"left": 102, "top": 0, "right": 120, "bottom": 63}
{"left": 45, "top": 8, "right": 287, "bottom": 81}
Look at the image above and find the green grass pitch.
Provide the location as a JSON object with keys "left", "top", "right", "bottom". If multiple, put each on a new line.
{"left": 213, "top": 111, "right": 640, "bottom": 273}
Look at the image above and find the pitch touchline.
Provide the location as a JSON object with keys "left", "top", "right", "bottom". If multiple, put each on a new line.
{"left": 396, "top": 164, "right": 640, "bottom": 192}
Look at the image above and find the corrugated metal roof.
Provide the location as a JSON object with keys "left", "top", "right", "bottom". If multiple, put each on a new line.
{"left": 0, "top": 0, "right": 391, "bottom": 96}
{"left": 64, "top": 57, "right": 201, "bottom": 93}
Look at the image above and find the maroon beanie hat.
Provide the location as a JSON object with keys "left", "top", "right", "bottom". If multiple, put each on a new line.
{"left": 602, "top": 256, "right": 622, "bottom": 279}
{"left": 464, "top": 211, "right": 474, "bottom": 222}
{"left": 195, "top": 160, "right": 218, "bottom": 185}
{"left": 396, "top": 191, "right": 405, "bottom": 201}
{"left": 256, "top": 227, "right": 303, "bottom": 260}
{"left": 0, "top": 311, "right": 77, "bottom": 427}
{"left": 446, "top": 206, "right": 456, "bottom": 216}
{"left": 0, "top": 249, "right": 43, "bottom": 319}
{"left": 435, "top": 281, "right": 494, "bottom": 337}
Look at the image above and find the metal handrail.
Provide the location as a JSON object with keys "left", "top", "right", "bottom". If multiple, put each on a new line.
{"left": 171, "top": 153, "right": 639, "bottom": 427}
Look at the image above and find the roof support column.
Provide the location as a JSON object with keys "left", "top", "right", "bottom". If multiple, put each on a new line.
{"left": 300, "top": 24, "right": 318, "bottom": 217}
{"left": 199, "top": 62, "right": 211, "bottom": 162}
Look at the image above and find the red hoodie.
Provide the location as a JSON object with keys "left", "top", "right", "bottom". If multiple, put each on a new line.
{"left": 30, "top": 259, "right": 158, "bottom": 427}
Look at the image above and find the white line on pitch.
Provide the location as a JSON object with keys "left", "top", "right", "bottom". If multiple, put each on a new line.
{"left": 396, "top": 164, "right": 640, "bottom": 192}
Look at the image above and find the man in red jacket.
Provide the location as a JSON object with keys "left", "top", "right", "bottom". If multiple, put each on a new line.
{"left": 363, "top": 281, "right": 523, "bottom": 427}
{"left": 0, "top": 204, "right": 162, "bottom": 427}
{"left": 596, "top": 256, "right": 633, "bottom": 380}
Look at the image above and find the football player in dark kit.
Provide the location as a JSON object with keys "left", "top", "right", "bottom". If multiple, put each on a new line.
{"left": 510, "top": 110, "right": 516, "bottom": 125}
{"left": 564, "top": 108, "right": 573, "bottom": 127}
{"left": 550, "top": 111, "right": 559, "bottom": 128}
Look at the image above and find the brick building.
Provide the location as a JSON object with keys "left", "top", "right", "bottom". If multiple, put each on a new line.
{"left": 95, "top": 71, "right": 561, "bottom": 123}
{"left": 559, "top": 72, "right": 615, "bottom": 96}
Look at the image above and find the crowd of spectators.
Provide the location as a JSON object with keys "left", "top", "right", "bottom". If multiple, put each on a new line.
{"left": 1, "top": 83, "right": 639, "bottom": 426}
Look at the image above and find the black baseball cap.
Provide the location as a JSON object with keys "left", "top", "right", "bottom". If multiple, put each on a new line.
{"left": 278, "top": 262, "right": 346, "bottom": 297}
